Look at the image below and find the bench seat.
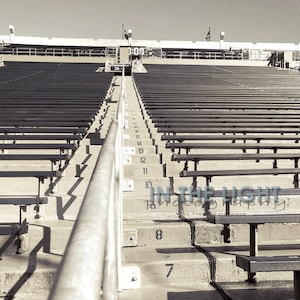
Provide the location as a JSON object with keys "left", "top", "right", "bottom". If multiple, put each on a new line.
{"left": 207, "top": 213, "right": 300, "bottom": 225}
{"left": 236, "top": 255, "right": 300, "bottom": 300}
{"left": 180, "top": 168, "right": 300, "bottom": 188}
{"left": 236, "top": 255, "right": 300, "bottom": 273}
{"left": 0, "top": 223, "right": 25, "bottom": 235}
{"left": 172, "top": 153, "right": 300, "bottom": 162}
{"left": 0, "top": 143, "right": 77, "bottom": 151}
{"left": 0, "top": 134, "right": 81, "bottom": 142}
{"left": 159, "top": 127, "right": 300, "bottom": 134}
{"left": 162, "top": 134, "right": 300, "bottom": 142}
{"left": 181, "top": 168, "right": 300, "bottom": 177}
{"left": 0, "top": 154, "right": 70, "bottom": 162}
{"left": 0, "top": 196, "right": 48, "bottom": 205}
{"left": 156, "top": 121, "right": 300, "bottom": 128}
{"left": 0, "top": 170, "right": 61, "bottom": 178}
{"left": 0, "top": 127, "right": 86, "bottom": 134}
{"left": 167, "top": 142, "right": 300, "bottom": 151}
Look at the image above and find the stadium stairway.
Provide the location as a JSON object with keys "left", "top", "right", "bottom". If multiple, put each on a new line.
{"left": 120, "top": 73, "right": 299, "bottom": 300}
{"left": 1, "top": 65, "right": 299, "bottom": 299}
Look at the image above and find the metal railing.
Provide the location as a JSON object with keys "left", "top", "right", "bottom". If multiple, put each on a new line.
{"left": 49, "top": 70, "right": 125, "bottom": 300}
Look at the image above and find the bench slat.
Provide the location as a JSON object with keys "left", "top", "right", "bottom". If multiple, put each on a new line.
{"left": 0, "top": 224, "right": 22, "bottom": 235}
{"left": 180, "top": 168, "right": 300, "bottom": 177}
{"left": 0, "top": 135, "right": 81, "bottom": 141}
{"left": 0, "top": 144, "right": 76, "bottom": 150}
{"left": 236, "top": 255, "right": 300, "bottom": 273}
{"left": 0, "top": 171, "right": 61, "bottom": 178}
{"left": 167, "top": 142, "right": 300, "bottom": 150}
{"left": 0, "top": 197, "right": 48, "bottom": 205}
{"left": 162, "top": 134, "right": 300, "bottom": 142}
{"left": 0, "top": 154, "right": 70, "bottom": 161}
{"left": 207, "top": 214, "right": 300, "bottom": 224}
{"left": 159, "top": 128, "right": 300, "bottom": 134}
{"left": 172, "top": 153, "right": 300, "bottom": 162}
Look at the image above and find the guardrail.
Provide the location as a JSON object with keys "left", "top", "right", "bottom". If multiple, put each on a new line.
{"left": 49, "top": 69, "right": 125, "bottom": 300}
{"left": 0, "top": 47, "right": 109, "bottom": 57}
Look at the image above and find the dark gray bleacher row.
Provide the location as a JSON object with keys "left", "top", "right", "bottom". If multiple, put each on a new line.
{"left": 0, "top": 62, "right": 112, "bottom": 245}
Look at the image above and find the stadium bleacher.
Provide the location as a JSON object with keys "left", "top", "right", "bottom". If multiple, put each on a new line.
{"left": 0, "top": 62, "right": 112, "bottom": 254}
{"left": 132, "top": 64, "right": 300, "bottom": 299}
{"left": 3, "top": 60, "right": 300, "bottom": 299}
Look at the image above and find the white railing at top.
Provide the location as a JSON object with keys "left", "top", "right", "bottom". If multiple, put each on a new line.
{"left": 49, "top": 69, "right": 125, "bottom": 300}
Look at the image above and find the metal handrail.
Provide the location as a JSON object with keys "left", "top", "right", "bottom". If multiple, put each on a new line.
{"left": 49, "top": 72, "right": 125, "bottom": 300}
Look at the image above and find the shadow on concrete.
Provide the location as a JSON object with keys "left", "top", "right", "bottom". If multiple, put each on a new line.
{"left": 167, "top": 290, "right": 221, "bottom": 300}
{"left": 167, "top": 284, "right": 293, "bottom": 300}
{"left": 3, "top": 225, "right": 59, "bottom": 300}
{"left": 156, "top": 247, "right": 200, "bottom": 254}
{"left": 0, "top": 235, "right": 17, "bottom": 258}
{"left": 56, "top": 177, "right": 83, "bottom": 220}
{"left": 52, "top": 148, "right": 93, "bottom": 220}
{"left": 220, "top": 281, "right": 293, "bottom": 300}
{"left": 87, "top": 133, "right": 105, "bottom": 145}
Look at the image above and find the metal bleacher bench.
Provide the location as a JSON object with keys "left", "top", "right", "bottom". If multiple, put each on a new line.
{"left": 0, "top": 170, "right": 61, "bottom": 254}
{"left": 0, "top": 143, "right": 77, "bottom": 154}
{"left": 161, "top": 133, "right": 300, "bottom": 143}
{"left": 207, "top": 213, "right": 300, "bottom": 300}
{"left": 0, "top": 196, "right": 48, "bottom": 254}
{"left": 0, "top": 134, "right": 81, "bottom": 143}
{"left": 172, "top": 153, "right": 300, "bottom": 170}
{"left": 166, "top": 142, "right": 300, "bottom": 154}
{"left": 166, "top": 142, "right": 300, "bottom": 188}
{"left": 180, "top": 168, "right": 300, "bottom": 188}
{"left": 0, "top": 127, "right": 86, "bottom": 135}
{"left": 159, "top": 127, "right": 300, "bottom": 134}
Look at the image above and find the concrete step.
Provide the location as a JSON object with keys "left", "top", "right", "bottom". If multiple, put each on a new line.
{"left": 0, "top": 219, "right": 73, "bottom": 255}
{"left": 124, "top": 154, "right": 160, "bottom": 165}
{"left": 123, "top": 220, "right": 191, "bottom": 246}
{"left": 122, "top": 240, "right": 297, "bottom": 291}
{"left": 124, "top": 163, "right": 165, "bottom": 178}
{"left": 0, "top": 177, "right": 51, "bottom": 195}
{"left": 123, "top": 145, "right": 158, "bottom": 155}
{"left": 123, "top": 193, "right": 204, "bottom": 219}
{"left": 123, "top": 218, "right": 300, "bottom": 246}
{"left": 0, "top": 252, "right": 59, "bottom": 298}
{"left": 124, "top": 138, "right": 154, "bottom": 147}
{"left": 124, "top": 132, "right": 152, "bottom": 140}
{"left": 123, "top": 188, "right": 299, "bottom": 219}
{"left": 27, "top": 219, "right": 73, "bottom": 255}
{"left": 122, "top": 245, "right": 210, "bottom": 285}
